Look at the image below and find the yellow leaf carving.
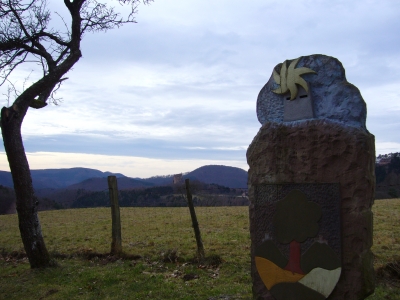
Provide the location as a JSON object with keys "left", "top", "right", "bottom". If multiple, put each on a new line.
{"left": 272, "top": 58, "right": 316, "bottom": 100}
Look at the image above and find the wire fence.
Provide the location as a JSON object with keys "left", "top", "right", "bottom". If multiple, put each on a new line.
{"left": 96, "top": 178, "right": 250, "bottom": 258}
{"left": 20, "top": 179, "right": 248, "bottom": 256}
{"left": 71, "top": 180, "right": 249, "bottom": 209}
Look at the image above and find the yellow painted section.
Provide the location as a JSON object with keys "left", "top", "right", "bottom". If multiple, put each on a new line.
{"left": 255, "top": 256, "right": 305, "bottom": 290}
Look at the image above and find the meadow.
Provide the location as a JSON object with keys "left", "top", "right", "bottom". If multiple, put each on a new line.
{"left": 0, "top": 200, "right": 399, "bottom": 299}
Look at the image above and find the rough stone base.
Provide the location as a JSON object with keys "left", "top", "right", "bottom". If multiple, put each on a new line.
{"left": 247, "top": 119, "right": 375, "bottom": 300}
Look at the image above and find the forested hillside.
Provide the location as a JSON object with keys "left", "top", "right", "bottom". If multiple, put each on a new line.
{"left": 2, "top": 159, "right": 400, "bottom": 215}
{"left": 375, "top": 153, "right": 400, "bottom": 199}
{"left": 71, "top": 182, "right": 248, "bottom": 208}
{"left": 0, "top": 185, "right": 62, "bottom": 214}
{"left": 0, "top": 185, "right": 14, "bottom": 214}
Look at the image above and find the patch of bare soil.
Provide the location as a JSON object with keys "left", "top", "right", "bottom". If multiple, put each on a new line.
{"left": 376, "top": 261, "right": 400, "bottom": 288}
{"left": 0, "top": 250, "right": 29, "bottom": 265}
{"left": 0, "top": 248, "right": 142, "bottom": 266}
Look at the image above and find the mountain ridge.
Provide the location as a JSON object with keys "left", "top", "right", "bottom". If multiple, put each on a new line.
{"left": 0, "top": 165, "right": 248, "bottom": 190}
{"left": 0, "top": 165, "right": 248, "bottom": 214}
{"left": 0, "top": 167, "right": 127, "bottom": 189}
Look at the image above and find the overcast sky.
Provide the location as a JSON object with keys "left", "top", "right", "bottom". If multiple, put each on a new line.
{"left": 1, "top": 0, "right": 400, "bottom": 178}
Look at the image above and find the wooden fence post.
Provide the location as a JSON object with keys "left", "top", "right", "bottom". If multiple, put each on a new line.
{"left": 108, "top": 176, "right": 122, "bottom": 255}
{"left": 185, "top": 179, "right": 205, "bottom": 259}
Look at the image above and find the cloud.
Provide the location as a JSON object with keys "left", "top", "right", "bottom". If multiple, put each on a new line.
{"left": 1, "top": 0, "right": 400, "bottom": 176}
{"left": 17, "top": 133, "right": 248, "bottom": 161}
{"left": 0, "top": 151, "right": 248, "bottom": 178}
{"left": 376, "top": 142, "right": 400, "bottom": 156}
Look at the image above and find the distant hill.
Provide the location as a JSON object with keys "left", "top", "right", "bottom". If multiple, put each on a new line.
{"left": 140, "top": 165, "right": 248, "bottom": 188}
{"left": 185, "top": 165, "right": 247, "bottom": 188}
{"left": 0, "top": 184, "right": 62, "bottom": 215}
{"left": 136, "top": 175, "right": 175, "bottom": 186}
{"left": 0, "top": 165, "right": 248, "bottom": 190}
{"left": 31, "top": 167, "right": 126, "bottom": 189}
{"left": 65, "top": 177, "right": 153, "bottom": 191}
{"left": 4, "top": 158, "right": 400, "bottom": 208}
{"left": 35, "top": 188, "right": 91, "bottom": 208}
{"left": 0, "top": 171, "right": 13, "bottom": 188}
{"left": 375, "top": 153, "right": 400, "bottom": 199}
{"left": 0, "top": 165, "right": 249, "bottom": 212}
{"left": 0, "top": 185, "right": 15, "bottom": 214}
{"left": 71, "top": 183, "right": 248, "bottom": 209}
{"left": 0, "top": 167, "right": 126, "bottom": 189}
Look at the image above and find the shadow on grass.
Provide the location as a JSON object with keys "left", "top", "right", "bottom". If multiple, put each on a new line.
{"left": 376, "top": 260, "right": 400, "bottom": 288}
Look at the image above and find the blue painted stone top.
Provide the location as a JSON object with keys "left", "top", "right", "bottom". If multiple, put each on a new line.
{"left": 256, "top": 54, "right": 367, "bottom": 129}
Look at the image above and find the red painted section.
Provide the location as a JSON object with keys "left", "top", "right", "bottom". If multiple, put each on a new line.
{"left": 284, "top": 240, "right": 304, "bottom": 274}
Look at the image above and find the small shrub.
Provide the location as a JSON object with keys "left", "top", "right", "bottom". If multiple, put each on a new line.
{"left": 388, "top": 188, "right": 398, "bottom": 198}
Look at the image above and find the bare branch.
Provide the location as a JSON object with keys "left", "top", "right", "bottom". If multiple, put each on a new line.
{"left": 2, "top": 79, "right": 19, "bottom": 106}
{"left": 7, "top": 0, "right": 35, "bottom": 39}
{"left": 22, "top": 70, "right": 34, "bottom": 91}
{"left": 80, "top": 0, "right": 153, "bottom": 34}
{"left": 0, "top": 51, "right": 29, "bottom": 86}
{"left": 0, "top": 0, "right": 152, "bottom": 106}
{"left": 49, "top": 77, "right": 68, "bottom": 105}
{"left": 54, "top": 11, "right": 71, "bottom": 36}
{"left": 37, "top": 31, "right": 70, "bottom": 47}
{"left": 55, "top": 46, "right": 70, "bottom": 64}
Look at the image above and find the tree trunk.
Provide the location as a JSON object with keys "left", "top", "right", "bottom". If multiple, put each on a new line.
{"left": 1, "top": 106, "right": 55, "bottom": 268}
{"left": 284, "top": 240, "right": 304, "bottom": 274}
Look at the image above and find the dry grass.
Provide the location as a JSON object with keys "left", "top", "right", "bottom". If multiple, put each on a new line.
{"left": 369, "top": 199, "right": 400, "bottom": 299}
{"left": 371, "top": 199, "right": 400, "bottom": 267}
{"left": 0, "top": 200, "right": 399, "bottom": 299}
{"left": 0, "top": 207, "right": 250, "bottom": 261}
{"left": 0, "top": 207, "right": 251, "bottom": 299}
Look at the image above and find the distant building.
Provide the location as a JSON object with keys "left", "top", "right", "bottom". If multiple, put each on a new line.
{"left": 173, "top": 173, "right": 183, "bottom": 184}
{"left": 376, "top": 157, "right": 391, "bottom": 166}
{"left": 376, "top": 153, "right": 399, "bottom": 166}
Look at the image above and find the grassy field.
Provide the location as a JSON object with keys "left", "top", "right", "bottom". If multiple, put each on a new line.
{"left": 0, "top": 200, "right": 399, "bottom": 299}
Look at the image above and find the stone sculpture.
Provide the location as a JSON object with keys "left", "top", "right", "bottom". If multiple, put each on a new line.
{"left": 247, "top": 54, "right": 375, "bottom": 299}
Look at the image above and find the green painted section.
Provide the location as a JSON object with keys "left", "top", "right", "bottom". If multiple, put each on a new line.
{"left": 301, "top": 242, "right": 341, "bottom": 273}
{"left": 298, "top": 267, "right": 341, "bottom": 297}
{"left": 255, "top": 240, "right": 287, "bottom": 269}
{"left": 271, "top": 282, "right": 325, "bottom": 300}
{"left": 273, "top": 190, "right": 322, "bottom": 243}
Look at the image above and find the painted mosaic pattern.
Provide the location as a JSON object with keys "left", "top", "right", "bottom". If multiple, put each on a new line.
{"left": 254, "top": 184, "right": 341, "bottom": 299}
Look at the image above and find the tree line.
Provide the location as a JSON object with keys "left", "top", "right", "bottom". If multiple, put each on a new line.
{"left": 70, "top": 182, "right": 248, "bottom": 208}
{"left": 376, "top": 152, "right": 400, "bottom": 183}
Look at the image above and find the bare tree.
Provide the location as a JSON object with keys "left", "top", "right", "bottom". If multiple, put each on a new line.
{"left": 0, "top": 0, "right": 152, "bottom": 268}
